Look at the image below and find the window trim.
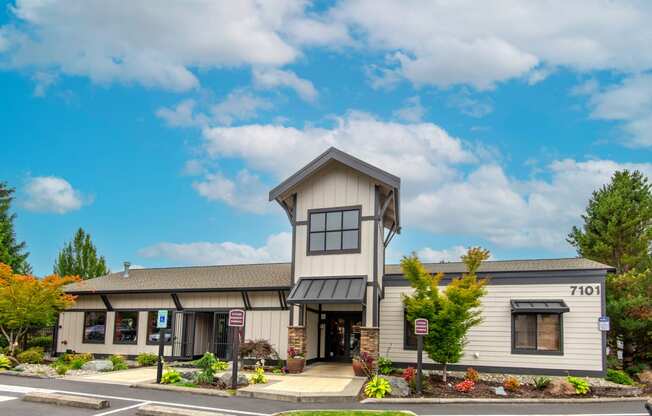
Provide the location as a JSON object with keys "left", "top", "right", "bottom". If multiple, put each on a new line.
{"left": 146, "top": 310, "right": 173, "bottom": 345}
{"left": 511, "top": 311, "right": 564, "bottom": 356}
{"left": 113, "top": 310, "right": 139, "bottom": 345}
{"left": 82, "top": 310, "right": 107, "bottom": 344}
{"left": 403, "top": 309, "right": 417, "bottom": 351}
{"left": 306, "top": 205, "right": 362, "bottom": 256}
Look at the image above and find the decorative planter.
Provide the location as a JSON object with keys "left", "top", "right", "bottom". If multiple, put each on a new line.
{"left": 352, "top": 359, "right": 366, "bottom": 377}
{"left": 286, "top": 357, "right": 305, "bottom": 374}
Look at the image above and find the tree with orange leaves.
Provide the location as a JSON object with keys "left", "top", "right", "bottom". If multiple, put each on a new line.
{"left": 0, "top": 263, "right": 79, "bottom": 358}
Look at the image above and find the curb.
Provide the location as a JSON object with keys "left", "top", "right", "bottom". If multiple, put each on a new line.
{"left": 361, "top": 396, "right": 648, "bottom": 404}
{"left": 236, "top": 389, "right": 359, "bottom": 403}
{"left": 131, "top": 383, "right": 232, "bottom": 397}
{"left": 22, "top": 391, "right": 110, "bottom": 409}
{"left": 0, "top": 370, "right": 58, "bottom": 379}
{"left": 137, "top": 404, "right": 222, "bottom": 416}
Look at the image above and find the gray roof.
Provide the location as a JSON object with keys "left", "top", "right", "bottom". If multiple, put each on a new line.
{"left": 65, "top": 263, "right": 291, "bottom": 294}
{"left": 65, "top": 258, "right": 613, "bottom": 294}
{"left": 384, "top": 258, "right": 614, "bottom": 275}
{"left": 268, "top": 147, "right": 401, "bottom": 202}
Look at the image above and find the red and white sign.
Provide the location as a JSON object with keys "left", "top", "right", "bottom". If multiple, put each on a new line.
{"left": 414, "top": 318, "right": 428, "bottom": 335}
{"left": 228, "top": 309, "right": 245, "bottom": 327}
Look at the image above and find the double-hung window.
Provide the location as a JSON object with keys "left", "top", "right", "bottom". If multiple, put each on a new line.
{"left": 511, "top": 300, "right": 568, "bottom": 355}
{"left": 308, "top": 207, "right": 360, "bottom": 254}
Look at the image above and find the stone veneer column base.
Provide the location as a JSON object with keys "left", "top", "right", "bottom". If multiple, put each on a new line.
{"left": 360, "top": 327, "right": 380, "bottom": 360}
{"left": 287, "top": 326, "right": 306, "bottom": 356}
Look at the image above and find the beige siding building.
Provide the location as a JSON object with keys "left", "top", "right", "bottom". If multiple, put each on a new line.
{"left": 58, "top": 148, "right": 612, "bottom": 376}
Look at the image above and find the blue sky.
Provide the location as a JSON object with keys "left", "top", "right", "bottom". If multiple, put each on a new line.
{"left": 1, "top": 0, "right": 652, "bottom": 276}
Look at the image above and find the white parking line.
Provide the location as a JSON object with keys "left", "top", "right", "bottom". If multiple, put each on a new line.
{"left": 0, "top": 395, "right": 18, "bottom": 402}
{"left": 0, "top": 384, "right": 52, "bottom": 394}
{"left": 92, "top": 401, "right": 150, "bottom": 415}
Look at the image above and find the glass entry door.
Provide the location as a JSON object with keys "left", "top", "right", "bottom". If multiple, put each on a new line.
{"left": 325, "top": 313, "right": 362, "bottom": 361}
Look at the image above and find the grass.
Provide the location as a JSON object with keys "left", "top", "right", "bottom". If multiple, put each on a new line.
{"left": 278, "top": 412, "right": 413, "bottom": 416}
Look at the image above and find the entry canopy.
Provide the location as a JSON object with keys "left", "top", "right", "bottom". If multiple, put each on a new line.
{"left": 287, "top": 276, "right": 366, "bottom": 304}
{"left": 510, "top": 299, "right": 570, "bottom": 313}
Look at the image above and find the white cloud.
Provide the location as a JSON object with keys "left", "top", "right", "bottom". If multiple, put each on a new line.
{"left": 156, "top": 99, "right": 206, "bottom": 128}
{"left": 211, "top": 90, "right": 272, "bottom": 126}
{"left": 447, "top": 89, "right": 493, "bottom": 118}
{"left": 253, "top": 68, "right": 318, "bottom": 102}
{"left": 193, "top": 170, "right": 269, "bottom": 214}
{"left": 32, "top": 71, "right": 57, "bottom": 97}
{"left": 1, "top": 0, "right": 320, "bottom": 91}
{"left": 416, "top": 246, "right": 469, "bottom": 263}
{"left": 393, "top": 96, "right": 425, "bottom": 122}
{"left": 182, "top": 159, "right": 205, "bottom": 176}
{"left": 139, "top": 232, "right": 291, "bottom": 265}
{"left": 331, "top": 1, "right": 652, "bottom": 89}
{"left": 581, "top": 74, "right": 652, "bottom": 147}
{"left": 23, "top": 176, "right": 86, "bottom": 214}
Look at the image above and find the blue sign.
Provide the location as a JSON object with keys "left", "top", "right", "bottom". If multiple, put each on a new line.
{"left": 157, "top": 310, "right": 168, "bottom": 329}
{"left": 598, "top": 316, "right": 610, "bottom": 331}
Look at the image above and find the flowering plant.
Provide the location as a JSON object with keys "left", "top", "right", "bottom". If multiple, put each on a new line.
{"left": 402, "top": 366, "right": 416, "bottom": 383}
{"left": 454, "top": 379, "right": 475, "bottom": 392}
{"left": 287, "top": 347, "right": 304, "bottom": 359}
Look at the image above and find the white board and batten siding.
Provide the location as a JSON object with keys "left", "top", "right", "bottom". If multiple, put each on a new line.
{"left": 380, "top": 284, "right": 604, "bottom": 373}
{"left": 245, "top": 310, "right": 290, "bottom": 359}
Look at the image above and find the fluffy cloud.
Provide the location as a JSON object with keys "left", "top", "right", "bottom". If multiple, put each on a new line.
{"left": 156, "top": 99, "right": 205, "bottom": 128}
{"left": 139, "top": 232, "right": 291, "bottom": 265}
{"left": 585, "top": 75, "right": 652, "bottom": 147}
{"left": 331, "top": 0, "right": 652, "bottom": 89}
{"left": 211, "top": 90, "right": 272, "bottom": 126}
{"left": 416, "top": 246, "right": 470, "bottom": 263}
{"left": 193, "top": 170, "right": 269, "bottom": 214}
{"left": 253, "top": 68, "right": 318, "bottom": 102}
{"left": 0, "top": 0, "right": 321, "bottom": 91}
{"left": 393, "top": 96, "right": 425, "bottom": 122}
{"left": 447, "top": 89, "right": 493, "bottom": 118}
{"left": 23, "top": 176, "right": 87, "bottom": 214}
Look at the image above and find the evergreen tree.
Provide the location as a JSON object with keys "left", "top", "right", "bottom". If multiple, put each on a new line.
{"left": 53, "top": 228, "right": 109, "bottom": 279}
{"left": 0, "top": 182, "right": 31, "bottom": 274}
{"left": 402, "top": 247, "right": 489, "bottom": 382}
{"left": 567, "top": 170, "right": 652, "bottom": 274}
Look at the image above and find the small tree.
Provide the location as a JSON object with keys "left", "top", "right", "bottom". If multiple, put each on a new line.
{"left": 402, "top": 248, "right": 489, "bottom": 382}
{"left": 0, "top": 263, "right": 78, "bottom": 358}
{"left": 53, "top": 228, "right": 109, "bottom": 279}
{"left": 0, "top": 182, "right": 31, "bottom": 274}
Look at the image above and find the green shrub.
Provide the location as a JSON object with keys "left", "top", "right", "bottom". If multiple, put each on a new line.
{"left": 64, "top": 352, "right": 93, "bottom": 363}
{"left": 0, "top": 354, "right": 12, "bottom": 370}
{"left": 54, "top": 364, "right": 68, "bottom": 375}
{"left": 161, "top": 368, "right": 181, "bottom": 384}
{"left": 17, "top": 347, "right": 44, "bottom": 364}
{"left": 377, "top": 356, "right": 393, "bottom": 375}
{"left": 109, "top": 355, "right": 129, "bottom": 371}
{"left": 136, "top": 352, "right": 159, "bottom": 367}
{"left": 533, "top": 376, "right": 551, "bottom": 390}
{"left": 249, "top": 366, "right": 268, "bottom": 384}
{"left": 567, "top": 376, "right": 590, "bottom": 395}
{"left": 192, "top": 352, "right": 218, "bottom": 384}
{"left": 69, "top": 358, "right": 86, "bottom": 370}
{"left": 606, "top": 369, "right": 634, "bottom": 385}
{"left": 364, "top": 376, "right": 392, "bottom": 398}
{"left": 212, "top": 359, "right": 228, "bottom": 372}
{"left": 27, "top": 336, "right": 53, "bottom": 350}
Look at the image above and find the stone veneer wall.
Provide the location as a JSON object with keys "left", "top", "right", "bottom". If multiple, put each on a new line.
{"left": 287, "top": 326, "right": 306, "bottom": 356}
{"left": 360, "top": 327, "right": 380, "bottom": 360}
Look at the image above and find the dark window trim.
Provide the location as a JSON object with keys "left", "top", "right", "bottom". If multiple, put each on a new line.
{"left": 307, "top": 205, "right": 362, "bottom": 256}
{"left": 113, "top": 310, "right": 139, "bottom": 345}
{"left": 82, "top": 311, "right": 107, "bottom": 344}
{"left": 146, "top": 310, "right": 173, "bottom": 346}
{"left": 403, "top": 309, "right": 417, "bottom": 351}
{"left": 511, "top": 311, "right": 564, "bottom": 356}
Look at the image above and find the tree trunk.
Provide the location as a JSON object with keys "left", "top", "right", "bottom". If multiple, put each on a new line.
{"left": 622, "top": 339, "right": 635, "bottom": 370}
{"left": 442, "top": 363, "right": 447, "bottom": 383}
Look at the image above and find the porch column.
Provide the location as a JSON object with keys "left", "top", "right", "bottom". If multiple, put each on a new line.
{"left": 360, "top": 327, "right": 380, "bottom": 361}
{"left": 287, "top": 326, "right": 306, "bottom": 356}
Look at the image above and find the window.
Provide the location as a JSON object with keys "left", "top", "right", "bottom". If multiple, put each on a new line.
{"left": 512, "top": 313, "right": 562, "bottom": 354}
{"left": 403, "top": 310, "right": 417, "bottom": 350}
{"left": 308, "top": 208, "right": 360, "bottom": 254}
{"left": 113, "top": 311, "right": 139, "bottom": 344}
{"left": 83, "top": 311, "right": 106, "bottom": 344}
{"left": 147, "top": 311, "right": 172, "bottom": 345}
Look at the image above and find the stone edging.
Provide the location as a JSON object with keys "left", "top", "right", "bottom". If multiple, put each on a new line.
{"left": 361, "top": 396, "right": 648, "bottom": 404}
{"left": 0, "top": 370, "right": 57, "bottom": 379}
{"left": 131, "top": 382, "right": 232, "bottom": 397}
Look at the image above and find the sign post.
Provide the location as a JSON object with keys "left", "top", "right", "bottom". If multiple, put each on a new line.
{"left": 155, "top": 310, "right": 168, "bottom": 384}
{"left": 228, "top": 309, "right": 245, "bottom": 389}
{"left": 414, "top": 318, "right": 428, "bottom": 395}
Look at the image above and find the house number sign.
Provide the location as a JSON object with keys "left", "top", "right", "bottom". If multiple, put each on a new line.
{"left": 570, "top": 285, "right": 600, "bottom": 296}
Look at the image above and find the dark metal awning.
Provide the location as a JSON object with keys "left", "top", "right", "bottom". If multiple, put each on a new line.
{"left": 287, "top": 277, "right": 366, "bottom": 304}
{"left": 511, "top": 299, "right": 570, "bottom": 313}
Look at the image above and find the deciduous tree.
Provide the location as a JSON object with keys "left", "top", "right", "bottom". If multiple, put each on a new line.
{"left": 0, "top": 263, "right": 78, "bottom": 358}
{"left": 402, "top": 248, "right": 489, "bottom": 382}
{"left": 53, "top": 228, "right": 109, "bottom": 279}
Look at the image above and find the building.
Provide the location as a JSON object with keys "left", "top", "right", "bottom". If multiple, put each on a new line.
{"left": 58, "top": 147, "right": 613, "bottom": 376}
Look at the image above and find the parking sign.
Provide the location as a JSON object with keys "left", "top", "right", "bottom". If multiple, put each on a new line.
{"left": 228, "top": 309, "right": 245, "bottom": 327}
{"left": 157, "top": 310, "right": 168, "bottom": 329}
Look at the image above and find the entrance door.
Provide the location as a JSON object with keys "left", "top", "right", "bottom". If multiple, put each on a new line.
{"left": 325, "top": 313, "right": 362, "bottom": 361}
{"left": 211, "top": 312, "right": 230, "bottom": 360}
{"left": 172, "top": 311, "right": 195, "bottom": 359}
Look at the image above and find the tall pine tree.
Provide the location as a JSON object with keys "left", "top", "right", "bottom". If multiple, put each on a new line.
{"left": 53, "top": 228, "right": 109, "bottom": 279}
{"left": 0, "top": 182, "right": 31, "bottom": 274}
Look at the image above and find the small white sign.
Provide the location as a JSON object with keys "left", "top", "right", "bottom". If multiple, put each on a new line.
{"left": 228, "top": 309, "right": 245, "bottom": 327}
{"left": 157, "top": 310, "right": 168, "bottom": 329}
{"left": 598, "top": 316, "right": 610, "bottom": 331}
